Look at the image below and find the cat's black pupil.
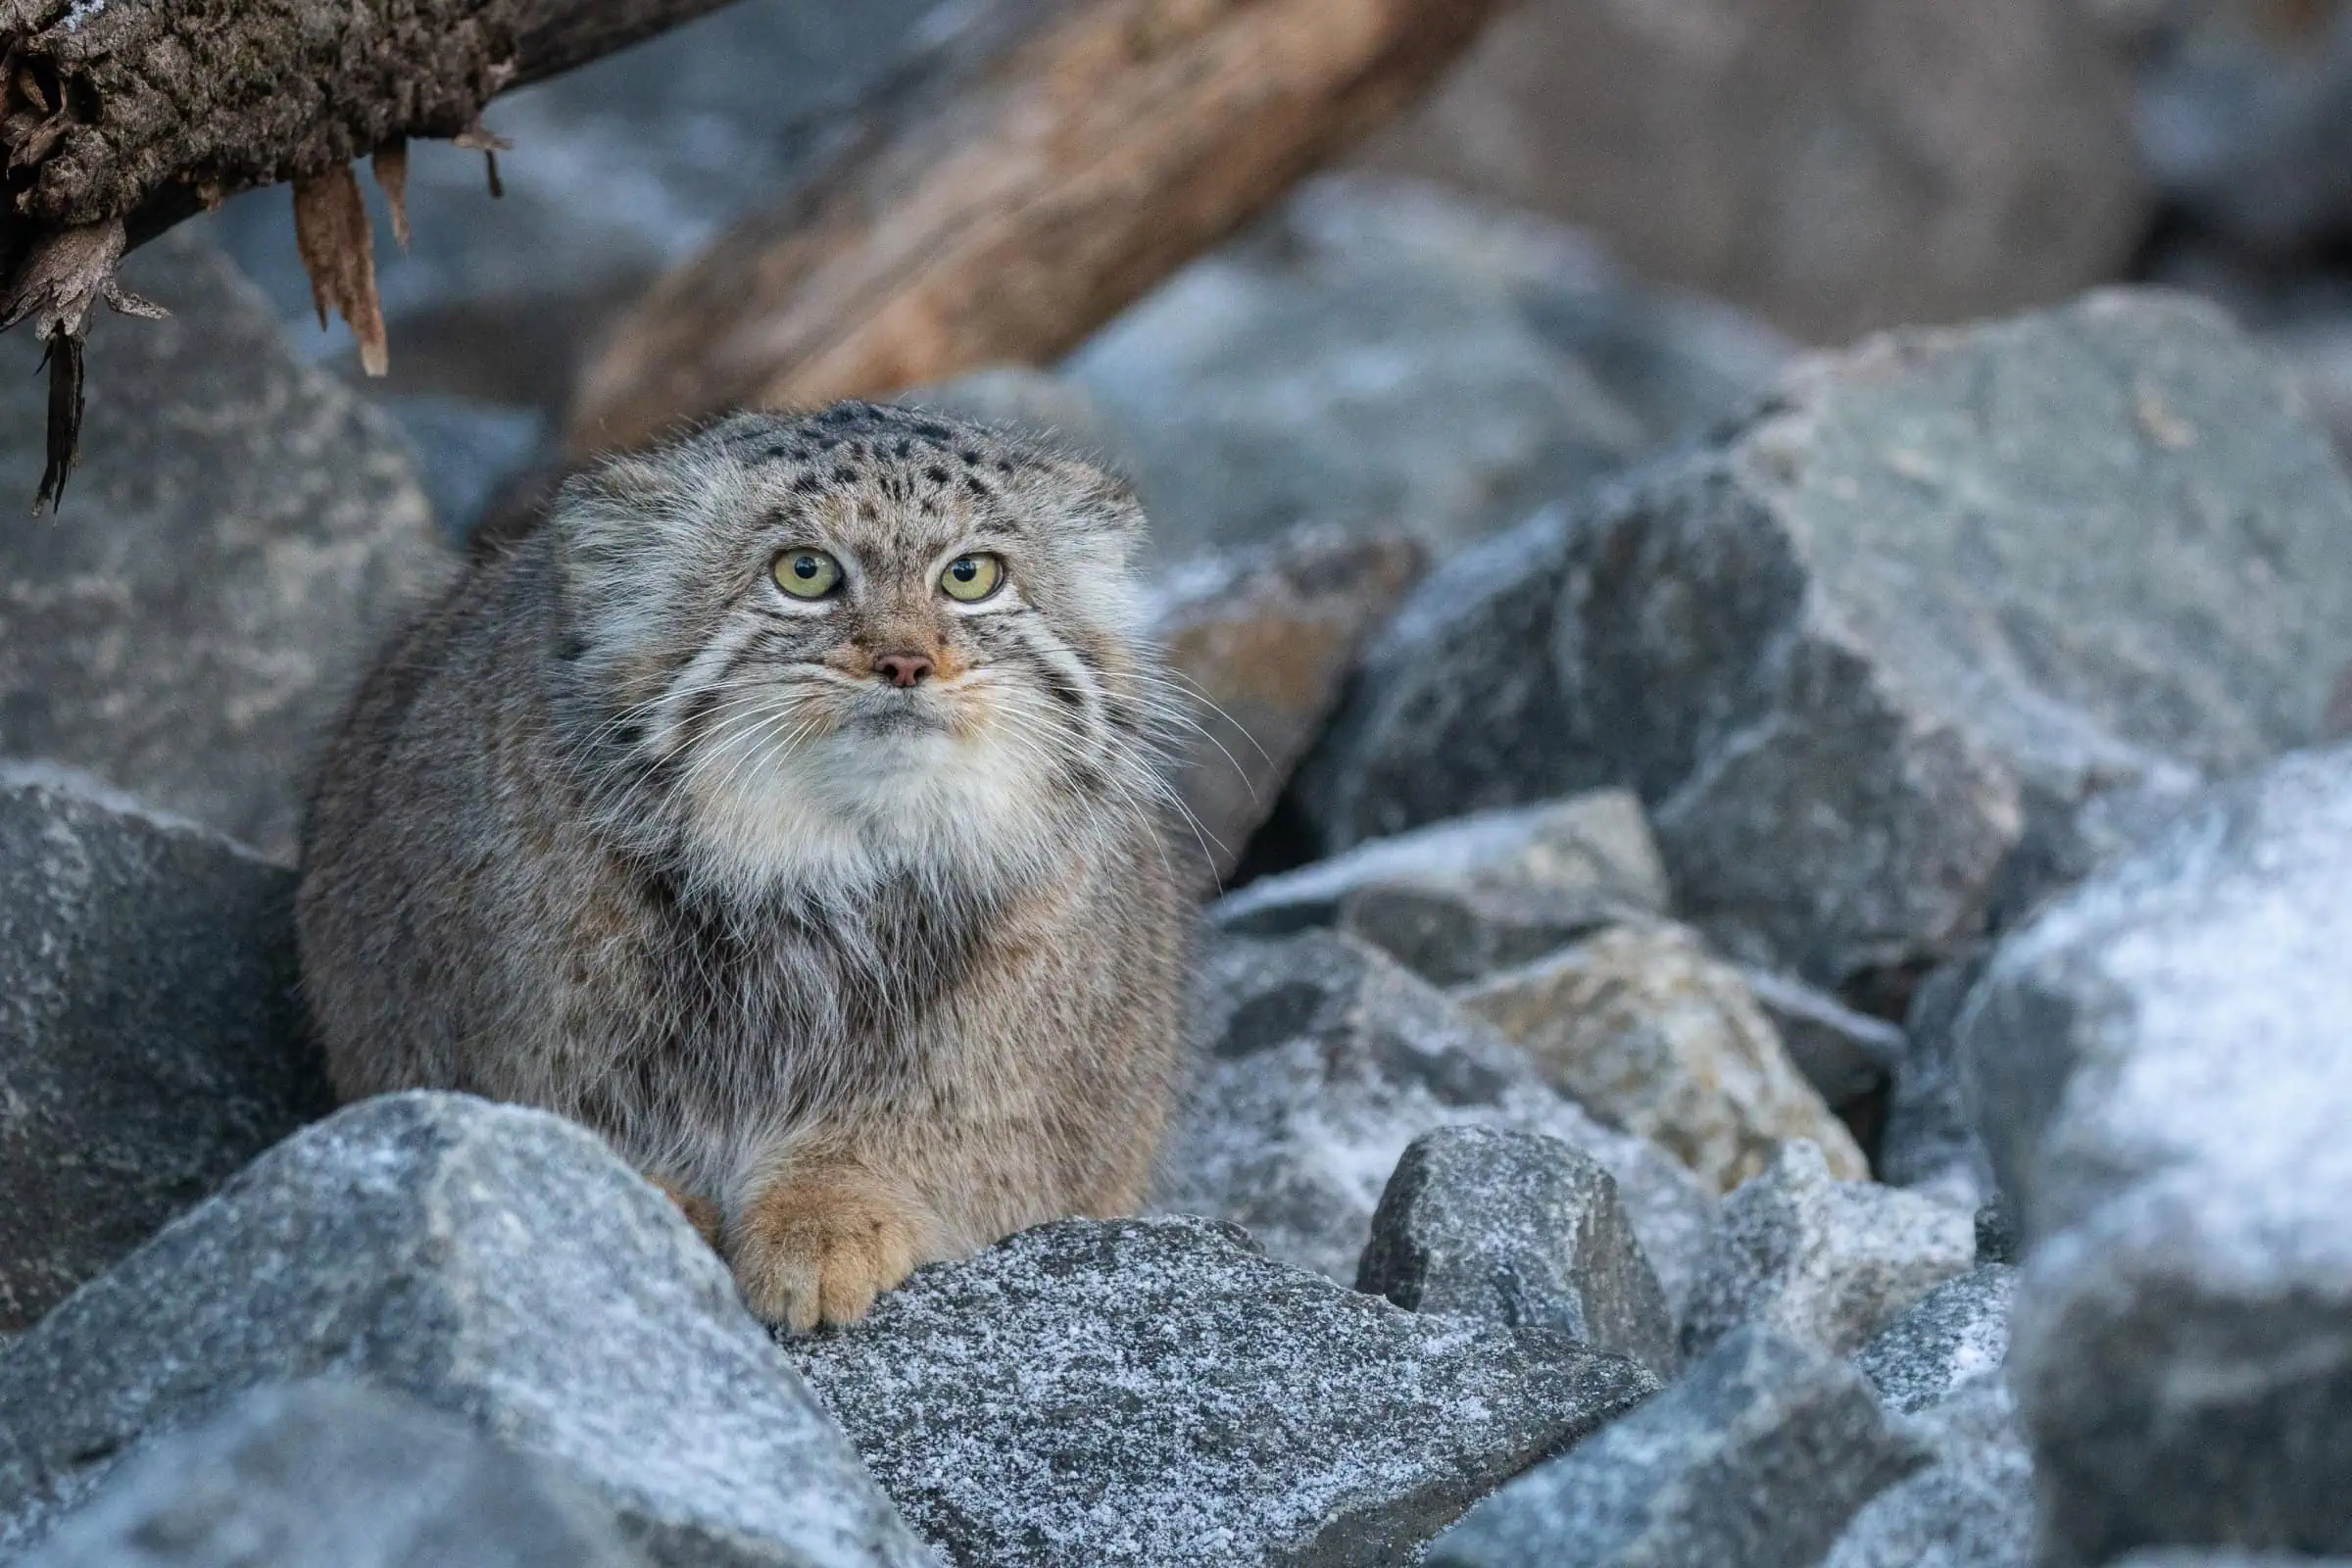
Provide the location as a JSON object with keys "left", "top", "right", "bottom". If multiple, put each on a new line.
{"left": 794, "top": 557, "right": 820, "bottom": 579}
{"left": 952, "top": 560, "right": 977, "bottom": 581}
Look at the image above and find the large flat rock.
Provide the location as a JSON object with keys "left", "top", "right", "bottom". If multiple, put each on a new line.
{"left": 1298, "top": 291, "right": 2352, "bottom": 988}
{"left": 0, "top": 231, "right": 449, "bottom": 859}
{"left": 0, "top": 766, "right": 330, "bottom": 1331}
{"left": 794, "top": 1213, "right": 1658, "bottom": 1567}
{"left": 1960, "top": 741, "right": 2352, "bottom": 1561}
{"left": 0, "top": 1093, "right": 925, "bottom": 1568}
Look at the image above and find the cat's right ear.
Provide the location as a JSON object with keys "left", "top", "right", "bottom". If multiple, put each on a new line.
{"left": 556, "top": 445, "right": 739, "bottom": 579}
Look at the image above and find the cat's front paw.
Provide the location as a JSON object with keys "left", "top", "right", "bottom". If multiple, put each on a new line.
{"left": 730, "top": 1167, "right": 926, "bottom": 1333}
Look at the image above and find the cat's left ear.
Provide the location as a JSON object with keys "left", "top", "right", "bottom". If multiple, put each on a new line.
{"left": 1047, "top": 458, "right": 1148, "bottom": 561}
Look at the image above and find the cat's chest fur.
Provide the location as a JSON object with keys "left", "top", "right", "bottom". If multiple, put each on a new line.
{"left": 606, "top": 856, "right": 1011, "bottom": 1108}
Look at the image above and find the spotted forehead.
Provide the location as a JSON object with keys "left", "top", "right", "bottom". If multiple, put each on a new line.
{"left": 710, "top": 403, "right": 1078, "bottom": 553}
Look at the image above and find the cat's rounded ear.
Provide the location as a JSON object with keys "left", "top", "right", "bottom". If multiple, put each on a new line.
{"left": 1046, "top": 456, "right": 1149, "bottom": 560}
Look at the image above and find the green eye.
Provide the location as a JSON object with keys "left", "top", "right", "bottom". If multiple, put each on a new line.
{"left": 940, "top": 553, "right": 1004, "bottom": 603}
{"left": 772, "top": 549, "right": 842, "bottom": 600}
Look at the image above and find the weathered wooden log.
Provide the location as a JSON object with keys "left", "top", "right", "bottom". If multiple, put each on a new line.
{"left": 0, "top": 0, "right": 740, "bottom": 507}
{"left": 566, "top": 0, "right": 1511, "bottom": 454}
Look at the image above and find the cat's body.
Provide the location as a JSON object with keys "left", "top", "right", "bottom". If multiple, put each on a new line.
{"left": 297, "top": 404, "right": 1188, "bottom": 1330}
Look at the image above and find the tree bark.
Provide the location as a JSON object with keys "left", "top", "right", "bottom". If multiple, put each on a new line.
{"left": 566, "top": 0, "right": 1511, "bottom": 454}
{"left": 0, "top": 0, "right": 739, "bottom": 507}
{"left": 0, "top": 0, "right": 738, "bottom": 256}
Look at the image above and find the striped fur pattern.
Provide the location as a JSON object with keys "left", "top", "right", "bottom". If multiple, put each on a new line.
{"left": 296, "top": 403, "right": 1189, "bottom": 1330}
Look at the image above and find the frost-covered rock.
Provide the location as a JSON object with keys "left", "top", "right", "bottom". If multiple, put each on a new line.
{"left": 794, "top": 1214, "right": 1658, "bottom": 1568}
{"left": 1068, "top": 173, "right": 1787, "bottom": 564}
{"left": 1151, "top": 524, "right": 1422, "bottom": 887}
{"left": 0, "top": 1094, "right": 924, "bottom": 1568}
{"left": 1209, "top": 789, "right": 1668, "bottom": 956}
{"left": 1298, "top": 292, "right": 2352, "bottom": 988}
{"left": 0, "top": 232, "right": 449, "bottom": 859}
{"left": 1459, "top": 923, "right": 1867, "bottom": 1192}
{"left": 1741, "top": 967, "right": 1908, "bottom": 1109}
{"left": 1959, "top": 742, "right": 2352, "bottom": 1562}
{"left": 1156, "top": 931, "right": 1717, "bottom": 1317}
{"left": 20, "top": 1380, "right": 645, "bottom": 1568}
{"left": 1428, "top": 1326, "right": 1928, "bottom": 1568}
{"left": 0, "top": 766, "right": 331, "bottom": 1330}
{"left": 1821, "top": 1376, "right": 2035, "bottom": 1568}
{"left": 1854, "top": 1266, "right": 2018, "bottom": 1416}
{"left": 1357, "top": 1126, "right": 1676, "bottom": 1378}
{"left": 1882, "top": 952, "right": 2000, "bottom": 1212}
{"left": 1683, "top": 1141, "right": 1975, "bottom": 1358}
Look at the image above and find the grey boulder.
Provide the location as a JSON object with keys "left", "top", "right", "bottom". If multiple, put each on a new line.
{"left": 1682, "top": 1141, "right": 1975, "bottom": 1359}
{"left": 21, "top": 1380, "right": 644, "bottom": 1568}
{"left": 1298, "top": 291, "right": 2352, "bottom": 990}
{"left": 379, "top": 394, "right": 552, "bottom": 549}
{"left": 1362, "top": 0, "right": 2145, "bottom": 344}
{"left": 0, "top": 231, "right": 450, "bottom": 859}
{"left": 1427, "top": 1325, "right": 1928, "bottom": 1568}
{"left": 0, "top": 1092, "right": 925, "bottom": 1568}
{"left": 1156, "top": 929, "right": 1718, "bottom": 1318}
{"left": 1959, "top": 741, "right": 2352, "bottom": 1562}
{"left": 0, "top": 765, "right": 331, "bottom": 1330}
{"left": 1821, "top": 1375, "right": 2035, "bottom": 1568}
{"left": 1357, "top": 1125, "right": 1677, "bottom": 1378}
{"left": 1068, "top": 172, "right": 1787, "bottom": 565}
{"left": 793, "top": 1213, "right": 1658, "bottom": 1568}
{"left": 1853, "top": 1265, "right": 2019, "bottom": 1416}
{"left": 1459, "top": 923, "right": 1869, "bottom": 1192}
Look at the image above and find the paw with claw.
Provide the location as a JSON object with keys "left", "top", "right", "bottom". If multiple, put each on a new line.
{"left": 730, "top": 1164, "right": 930, "bottom": 1334}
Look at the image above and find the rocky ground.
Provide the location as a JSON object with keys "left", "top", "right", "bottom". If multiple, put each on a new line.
{"left": 6, "top": 4, "right": 2352, "bottom": 1564}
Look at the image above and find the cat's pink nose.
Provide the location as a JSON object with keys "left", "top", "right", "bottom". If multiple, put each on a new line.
{"left": 873, "top": 652, "right": 934, "bottom": 688}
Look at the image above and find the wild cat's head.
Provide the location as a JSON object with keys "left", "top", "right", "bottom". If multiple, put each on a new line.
{"left": 550, "top": 402, "right": 1172, "bottom": 889}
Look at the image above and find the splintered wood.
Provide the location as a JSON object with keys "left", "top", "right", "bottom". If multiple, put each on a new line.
{"left": 292, "top": 165, "right": 388, "bottom": 376}
{"left": 0, "top": 0, "right": 741, "bottom": 508}
{"left": 371, "top": 141, "right": 412, "bottom": 250}
{"left": 0, "top": 216, "right": 167, "bottom": 510}
{"left": 567, "top": 0, "right": 1509, "bottom": 452}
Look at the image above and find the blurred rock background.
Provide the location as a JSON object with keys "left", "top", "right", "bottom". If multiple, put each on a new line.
{"left": 191, "top": 0, "right": 2352, "bottom": 552}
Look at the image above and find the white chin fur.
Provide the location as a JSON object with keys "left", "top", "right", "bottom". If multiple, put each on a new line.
{"left": 678, "top": 710, "right": 1062, "bottom": 894}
